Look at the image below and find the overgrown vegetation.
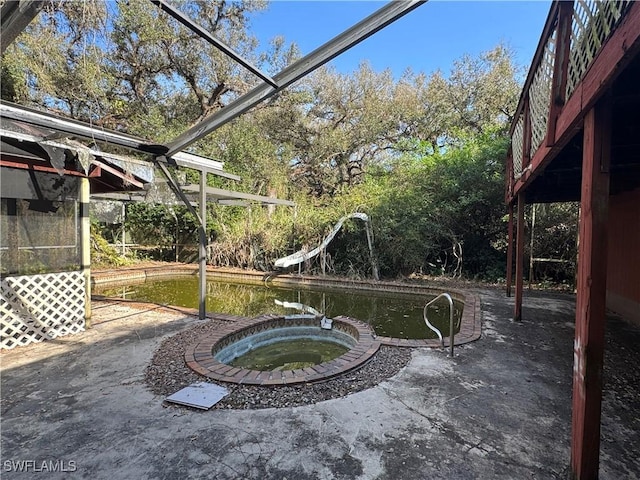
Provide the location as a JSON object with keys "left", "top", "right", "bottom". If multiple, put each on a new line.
{"left": 90, "top": 221, "right": 131, "bottom": 268}
{"left": 3, "top": 1, "right": 578, "bottom": 283}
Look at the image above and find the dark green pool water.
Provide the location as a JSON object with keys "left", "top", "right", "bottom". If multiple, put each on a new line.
{"left": 95, "top": 276, "right": 463, "bottom": 340}
{"left": 228, "top": 339, "right": 349, "bottom": 371}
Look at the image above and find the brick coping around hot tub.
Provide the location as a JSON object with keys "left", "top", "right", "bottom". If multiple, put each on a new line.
{"left": 185, "top": 314, "right": 380, "bottom": 385}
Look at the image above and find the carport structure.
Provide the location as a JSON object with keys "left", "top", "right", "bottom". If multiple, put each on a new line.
{"left": 504, "top": 1, "right": 640, "bottom": 478}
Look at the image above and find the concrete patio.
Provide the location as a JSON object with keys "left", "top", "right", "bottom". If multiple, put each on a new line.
{"left": 1, "top": 288, "right": 638, "bottom": 479}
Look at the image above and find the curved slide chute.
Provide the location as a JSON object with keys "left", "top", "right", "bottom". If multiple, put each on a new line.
{"left": 274, "top": 212, "right": 376, "bottom": 276}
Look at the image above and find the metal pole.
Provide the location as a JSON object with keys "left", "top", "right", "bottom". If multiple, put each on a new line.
{"left": 154, "top": 161, "right": 207, "bottom": 319}
{"left": 199, "top": 170, "right": 207, "bottom": 320}
{"left": 150, "top": 0, "right": 278, "bottom": 88}
{"left": 1, "top": 102, "right": 168, "bottom": 155}
{"left": 121, "top": 202, "right": 126, "bottom": 257}
{"left": 1, "top": 1, "right": 45, "bottom": 53}
{"left": 166, "top": 1, "right": 425, "bottom": 156}
{"left": 423, "top": 293, "right": 455, "bottom": 357}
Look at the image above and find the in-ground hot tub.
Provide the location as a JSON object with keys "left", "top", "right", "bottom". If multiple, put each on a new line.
{"left": 214, "top": 316, "right": 357, "bottom": 371}
{"left": 185, "top": 314, "right": 380, "bottom": 385}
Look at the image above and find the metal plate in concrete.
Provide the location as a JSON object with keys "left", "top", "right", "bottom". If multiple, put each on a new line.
{"left": 165, "top": 382, "right": 229, "bottom": 410}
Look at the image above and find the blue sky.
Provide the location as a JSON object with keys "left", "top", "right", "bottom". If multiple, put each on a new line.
{"left": 250, "top": 1, "right": 552, "bottom": 78}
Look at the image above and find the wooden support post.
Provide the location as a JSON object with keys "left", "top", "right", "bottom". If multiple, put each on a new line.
{"left": 529, "top": 204, "right": 537, "bottom": 289}
{"left": 514, "top": 193, "right": 525, "bottom": 321}
{"left": 80, "top": 176, "right": 91, "bottom": 328}
{"left": 570, "top": 100, "right": 611, "bottom": 479}
{"left": 506, "top": 202, "right": 514, "bottom": 297}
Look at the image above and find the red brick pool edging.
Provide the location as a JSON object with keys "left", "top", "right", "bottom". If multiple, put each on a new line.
{"left": 93, "top": 266, "right": 483, "bottom": 350}
{"left": 376, "top": 291, "right": 481, "bottom": 348}
{"left": 184, "top": 314, "right": 380, "bottom": 385}
{"left": 93, "top": 265, "right": 482, "bottom": 347}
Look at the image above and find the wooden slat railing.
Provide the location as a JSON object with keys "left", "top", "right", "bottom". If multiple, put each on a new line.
{"left": 506, "top": 0, "right": 633, "bottom": 202}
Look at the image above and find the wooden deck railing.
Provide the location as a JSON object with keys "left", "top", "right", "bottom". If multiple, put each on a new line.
{"left": 506, "top": 0, "right": 633, "bottom": 203}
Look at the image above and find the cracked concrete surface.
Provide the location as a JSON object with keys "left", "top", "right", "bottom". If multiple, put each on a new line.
{"left": 1, "top": 289, "right": 639, "bottom": 479}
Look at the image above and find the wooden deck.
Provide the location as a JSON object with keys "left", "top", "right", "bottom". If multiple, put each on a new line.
{"left": 506, "top": 2, "right": 640, "bottom": 478}
{"left": 506, "top": 0, "right": 640, "bottom": 205}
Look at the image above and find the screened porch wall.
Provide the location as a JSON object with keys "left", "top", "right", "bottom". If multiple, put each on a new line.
{"left": 1, "top": 168, "right": 86, "bottom": 349}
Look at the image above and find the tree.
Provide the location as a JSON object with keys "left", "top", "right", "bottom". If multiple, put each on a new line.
{"left": 252, "top": 45, "right": 520, "bottom": 197}
{"left": 400, "top": 44, "right": 522, "bottom": 151}
{"left": 4, "top": 5, "right": 525, "bottom": 280}
{"left": 2, "top": 1, "right": 111, "bottom": 118}
{"left": 369, "top": 130, "right": 509, "bottom": 278}
{"left": 260, "top": 63, "right": 417, "bottom": 196}
{"left": 2, "top": 0, "right": 269, "bottom": 138}
{"left": 108, "top": 0, "right": 269, "bottom": 137}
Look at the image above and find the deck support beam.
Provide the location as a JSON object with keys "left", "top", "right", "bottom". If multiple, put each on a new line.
{"left": 506, "top": 202, "right": 514, "bottom": 297}
{"left": 514, "top": 193, "right": 525, "bottom": 320}
{"left": 570, "top": 99, "right": 611, "bottom": 479}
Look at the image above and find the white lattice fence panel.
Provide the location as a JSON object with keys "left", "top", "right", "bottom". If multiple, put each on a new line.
{"left": 511, "top": 115, "right": 524, "bottom": 179}
{"left": 1, "top": 271, "right": 85, "bottom": 349}
{"left": 566, "top": 0, "right": 632, "bottom": 98}
{"left": 529, "top": 29, "right": 556, "bottom": 157}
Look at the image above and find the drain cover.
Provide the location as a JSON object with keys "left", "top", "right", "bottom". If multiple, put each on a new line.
{"left": 165, "top": 382, "right": 229, "bottom": 410}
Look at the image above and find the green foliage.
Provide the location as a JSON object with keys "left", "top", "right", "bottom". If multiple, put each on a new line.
{"left": 528, "top": 203, "right": 579, "bottom": 284}
{"left": 125, "top": 203, "right": 200, "bottom": 247}
{"left": 90, "top": 220, "right": 130, "bottom": 268}
{"left": 1, "top": 56, "right": 27, "bottom": 102}
{"left": 367, "top": 130, "right": 509, "bottom": 278}
{"left": 2, "top": 0, "right": 270, "bottom": 136}
{"left": 5, "top": 4, "right": 537, "bottom": 281}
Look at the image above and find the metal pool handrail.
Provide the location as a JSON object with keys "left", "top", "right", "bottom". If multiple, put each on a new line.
{"left": 423, "top": 293, "right": 455, "bottom": 357}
